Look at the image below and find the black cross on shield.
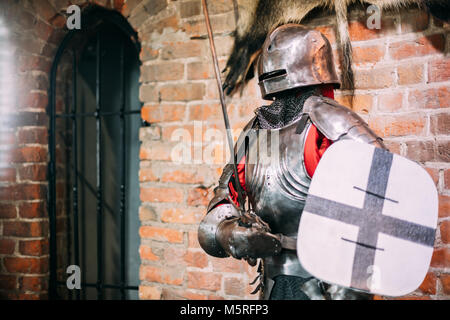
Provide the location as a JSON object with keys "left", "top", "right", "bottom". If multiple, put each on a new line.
{"left": 303, "top": 147, "right": 436, "bottom": 292}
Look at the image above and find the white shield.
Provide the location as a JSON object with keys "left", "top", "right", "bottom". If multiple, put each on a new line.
{"left": 297, "top": 140, "right": 438, "bottom": 297}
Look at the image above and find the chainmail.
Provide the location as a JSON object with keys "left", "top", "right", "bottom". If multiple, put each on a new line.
{"left": 255, "top": 87, "right": 319, "bottom": 129}
{"left": 269, "top": 275, "right": 313, "bottom": 300}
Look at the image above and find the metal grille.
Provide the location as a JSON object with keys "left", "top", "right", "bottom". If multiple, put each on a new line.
{"left": 48, "top": 6, "right": 142, "bottom": 300}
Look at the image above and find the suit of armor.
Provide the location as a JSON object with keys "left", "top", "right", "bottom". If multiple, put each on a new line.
{"left": 198, "top": 24, "right": 387, "bottom": 299}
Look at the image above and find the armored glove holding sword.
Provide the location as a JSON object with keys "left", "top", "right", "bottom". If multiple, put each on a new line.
{"left": 198, "top": 18, "right": 438, "bottom": 299}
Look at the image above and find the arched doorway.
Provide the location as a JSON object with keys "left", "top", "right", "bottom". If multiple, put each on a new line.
{"left": 48, "top": 5, "right": 142, "bottom": 300}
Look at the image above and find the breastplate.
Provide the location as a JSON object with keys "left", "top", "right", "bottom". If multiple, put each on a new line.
{"left": 245, "top": 116, "right": 313, "bottom": 279}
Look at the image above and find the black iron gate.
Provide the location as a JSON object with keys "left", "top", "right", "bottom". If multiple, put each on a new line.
{"left": 48, "top": 6, "right": 142, "bottom": 300}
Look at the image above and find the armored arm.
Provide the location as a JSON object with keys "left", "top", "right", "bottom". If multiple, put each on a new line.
{"left": 198, "top": 163, "right": 281, "bottom": 259}
{"left": 303, "top": 96, "right": 387, "bottom": 150}
{"left": 198, "top": 164, "right": 238, "bottom": 258}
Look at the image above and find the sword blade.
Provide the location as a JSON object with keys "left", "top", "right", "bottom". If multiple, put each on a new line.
{"left": 201, "top": 0, "right": 245, "bottom": 212}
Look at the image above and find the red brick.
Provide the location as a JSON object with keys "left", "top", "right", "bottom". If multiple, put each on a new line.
{"left": 161, "top": 124, "right": 195, "bottom": 142}
{"left": 440, "top": 220, "right": 450, "bottom": 244}
{"left": 19, "top": 239, "right": 49, "bottom": 256}
{"left": 139, "top": 167, "right": 159, "bottom": 182}
{"left": 188, "top": 231, "right": 201, "bottom": 248}
{"left": 352, "top": 45, "right": 384, "bottom": 64}
{"left": 139, "top": 245, "right": 159, "bottom": 261}
{"left": 140, "top": 46, "right": 159, "bottom": 61}
{"left": 445, "top": 169, "right": 450, "bottom": 190}
{"left": 19, "top": 202, "right": 46, "bottom": 219}
{"left": 161, "top": 208, "right": 203, "bottom": 224}
{"left": 334, "top": 94, "right": 373, "bottom": 114}
{"left": 140, "top": 265, "right": 184, "bottom": 285}
{"left": 354, "top": 68, "right": 394, "bottom": 89}
{"left": 369, "top": 113, "right": 426, "bottom": 138}
{"left": 139, "top": 206, "right": 157, "bottom": 221}
{"left": 141, "top": 104, "right": 186, "bottom": 123}
{"left": 440, "top": 274, "right": 450, "bottom": 295}
{"left": 405, "top": 141, "right": 435, "bottom": 163}
{"left": 3, "top": 221, "right": 48, "bottom": 237}
{"left": 184, "top": 250, "right": 209, "bottom": 268}
{"left": 139, "top": 143, "right": 172, "bottom": 161}
{"left": 20, "top": 92, "right": 48, "bottom": 111}
{"left": 187, "top": 61, "right": 213, "bottom": 80}
{"left": 424, "top": 167, "right": 439, "bottom": 186}
{"left": 394, "top": 295, "right": 431, "bottom": 300}
{"left": 159, "top": 83, "right": 205, "bottom": 101}
{"left": 189, "top": 103, "right": 222, "bottom": 121}
{"left": 430, "top": 113, "right": 450, "bottom": 135}
{"left": 10, "top": 147, "right": 47, "bottom": 163}
{"left": 33, "top": 20, "right": 53, "bottom": 42}
{"left": 429, "top": 59, "right": 450, "bottom": 83}
{"left": 187, "top": 187, "right": 212, "bottom": 207}
{"left": 143, "top": 15, "right": 179, "bottom": 36}
{"left": 348, "top": 17, "right": 397, "bottom": 41}
{"left": 0, "top": 275, "right": 17, "bottom": 290}
{"left": 35, "top": 0, "right": 58, "bottom": 21}
{"left": 398, "top": 64, "right": 424, "bottom": 85}
{"left": 139, "top": 84, "right": 158, "bottom": 103}
{"left": 0, "top": 167, "right": 16, "bottom": 182}
{"left": 383, "top": 140, "right": 401, "bottom": 155}
{"left": 0, "top": 239, "right": 16, "bottom": 255}
{"left": 3, "top": 257, "right": 48, "bottom": 274}
{"left": 378, "top": 92, "right": 403, "bottom": 112}
{"left": 0, "top": 203, "right": 17, "bottom": 219}
{"left": 211, "top": 257, "right": 247, "bottom": 273}
{"left": 389, "top": 34, "right": 445, "bottom": 60}
{"left": 140, "top": 187, "right": 183, "bottom": 203}
{"left": 161, "top": 288, "right": 204, "bottom": 300}
{"left": 17, "top": 128, "right": 48, "bottom": 144}
{"left": 408, "top": 87, "right": 450, "bottom": 109}
{"left": 0, "top": 184, "right": 46, "bottom": 201}
{"left": 180, "top": 1, "right": 201, "bottom": 18}
{"left": 18, "top": 164, "right": 47, "bottom": 181}
{"left": 19, "top": 276, "right": 47, "bottom": 292}
{"left": 139, "top": 226, "right": 183, "bottom": 243}
{"left": 163, "top": 246, "right": 187, "bottom": 267}
{"left": 437, "top": 141, "right": 450, "bottom": 162}
{"left": 3, "top": 292, "right": 44, "bottom": 300}
{"left": 439, "top": 195, "right": 450, "bottom": 218}
{"left": 139, "top": 285, "right": 162, "bottom": 300}
{"left": 161, "top": 167, "right": 211, "bottom": 184}
{"left": 182, "top": 14, "right": 234, "bottom": 37}
{"left": 141, "top": 63, "right": 184, "bottom": 82}
{"left": 430, "top": 247, "right": 450, "bottom": 268}
{"left": 187, "top": 271, "right": 222, "bottom": 291}
{"left": 161, "top": 41, "right": 204, "bottom": 60}
{"left": 419, "top": 272, "right": 437, "bottom": 295}
{"left": 224, "top": 277, "right": 246, "bottom": 296}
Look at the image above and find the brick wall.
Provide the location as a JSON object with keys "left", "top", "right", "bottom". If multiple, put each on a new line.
{"left": 0, "top": 0, "right": 448, "bottom": 300}
{"left": 0, "top": 0, "right": 125, "bottom": 300}
{"left": 133, "top": 1, "right": 450, "bottom": 300}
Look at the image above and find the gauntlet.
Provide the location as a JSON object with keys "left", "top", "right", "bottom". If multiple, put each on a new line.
{"left": 216, "top": 211, "right": 282, "bottom": 260}
{"left": 198, "top": 203, "right": 282, "bottom": 260}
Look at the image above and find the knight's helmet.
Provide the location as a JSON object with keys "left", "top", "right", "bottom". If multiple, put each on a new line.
{"left": 258, "top": 24, "right": 340, "bottom": 100}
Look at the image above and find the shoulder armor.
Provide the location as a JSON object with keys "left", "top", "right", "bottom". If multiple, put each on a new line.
{"left": 303, "top": 96, "right": 386, "bottom": 149}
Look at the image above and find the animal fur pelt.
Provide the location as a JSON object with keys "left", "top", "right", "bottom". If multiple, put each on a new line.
{"left": 222, "top": 0, "right": 450, "bottom": 95}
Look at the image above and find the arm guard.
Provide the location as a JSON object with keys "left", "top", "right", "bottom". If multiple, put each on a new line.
{"left": 198, "top": 117, "right": 257, "bottom": 258}
{"left": 303, "top": 96, "right": 387, "bottom": 149}
{"left": 198, "top": 203, "right": 239, "bottom": 258}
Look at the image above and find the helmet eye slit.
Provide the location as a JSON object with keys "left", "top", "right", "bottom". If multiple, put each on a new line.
{"left": 258, "top": 69, "right": 287, "bottom": 82}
